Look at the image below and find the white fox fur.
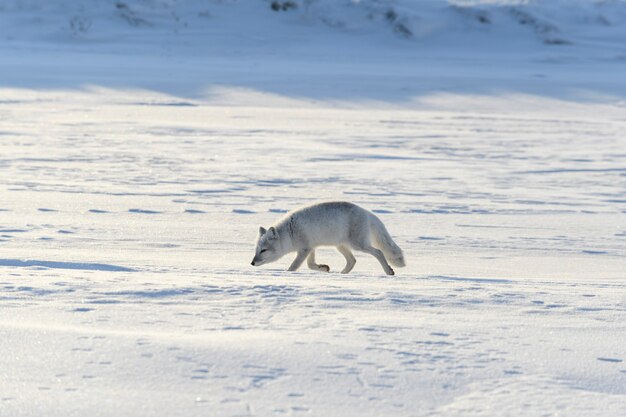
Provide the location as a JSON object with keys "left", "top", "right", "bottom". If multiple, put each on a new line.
{"left": 251, "top": 201, "right": 405, "bottom": 275}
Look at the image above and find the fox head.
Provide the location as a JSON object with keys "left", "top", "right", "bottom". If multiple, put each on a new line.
{"left": 251, "top": 226, "right": 282, "bottom": 267}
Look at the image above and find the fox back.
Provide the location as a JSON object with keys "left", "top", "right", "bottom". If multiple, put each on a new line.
{"left": 284, "top": 201, "right": 367, "bottom": 247}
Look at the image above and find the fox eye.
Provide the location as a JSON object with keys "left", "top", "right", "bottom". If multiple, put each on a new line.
{"left": 260, "top": 249, "right": 267, "bottom": 254}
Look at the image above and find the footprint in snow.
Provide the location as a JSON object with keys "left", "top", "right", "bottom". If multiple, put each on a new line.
{"left": 72, "top": 307, "right": 94, "bottom": 313}
{"left": 184, "top": 209, "right": 206, "bottom": 214}
{"left": 129, "top": 208, "right": 161, "bottom": 214}
{"left": 504, "top": 369, "right": 522, "bottom": 375}
{"left": 597, "top": 357, "right": 623, "bottom": 363}
{"left": 582, "top": 250, "right": 608, "bottom": 255}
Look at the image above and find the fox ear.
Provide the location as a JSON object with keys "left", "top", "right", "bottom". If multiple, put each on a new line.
{"left": 259, "top": 226, "right": 267, "bottom": 235}
{"left": 267, "top": 227, "right": 278, "bottom": 240}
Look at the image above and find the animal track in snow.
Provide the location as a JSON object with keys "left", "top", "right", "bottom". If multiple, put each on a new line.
{"left": 129, "top": 208, "right": 161, "bottom": 214}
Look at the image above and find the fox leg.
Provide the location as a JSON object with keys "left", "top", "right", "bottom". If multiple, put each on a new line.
{"left": 337, "top": 245, "right": 356, "bottom": 274}
{"left": 354, "top": 244, "right": 394, "bottom": 276}
{"left": 307, "top": 250, "right": 330, "bottom": 272}
{"left": 288, "top": 249, "right": 311, "bottom": 271}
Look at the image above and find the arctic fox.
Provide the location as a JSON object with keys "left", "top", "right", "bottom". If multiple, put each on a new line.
{"left": 251, "top": 202, "right": 405, "bottom": 275}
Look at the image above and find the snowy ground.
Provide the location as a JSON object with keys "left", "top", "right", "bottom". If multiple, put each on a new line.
{"left": 1, "top": 1, "right": 625, "bottom": 416}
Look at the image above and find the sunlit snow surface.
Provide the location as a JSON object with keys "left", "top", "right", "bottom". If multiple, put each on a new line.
{"left": 1, "top": 1, "right": 625, "bottom": 416}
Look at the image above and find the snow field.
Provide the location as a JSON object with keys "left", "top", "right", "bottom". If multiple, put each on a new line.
{"left": 1, "top": 0, "right": 625, "bottom": 416}
{"left": 1, "top": 87, "right": 625, "bottom": 416}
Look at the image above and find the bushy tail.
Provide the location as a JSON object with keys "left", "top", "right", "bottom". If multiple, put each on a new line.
{"left": 369, "top": 215, "right": 406, "bottom": 268}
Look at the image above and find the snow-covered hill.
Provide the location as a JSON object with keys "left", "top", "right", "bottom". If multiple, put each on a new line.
{"left": 2, "top": 0, "right": 626, "bottom": 47}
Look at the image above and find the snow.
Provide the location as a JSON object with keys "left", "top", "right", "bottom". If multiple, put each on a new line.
{"left": 1, "top": 0, "right": 625, "bottom": 416}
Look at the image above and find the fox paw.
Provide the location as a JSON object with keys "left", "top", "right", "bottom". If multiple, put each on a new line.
{"left": 386, "top": 267, "right": 395, "bottom": 276}
{"left": 319, "top": 264, "right": 330, "bottom": 272}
